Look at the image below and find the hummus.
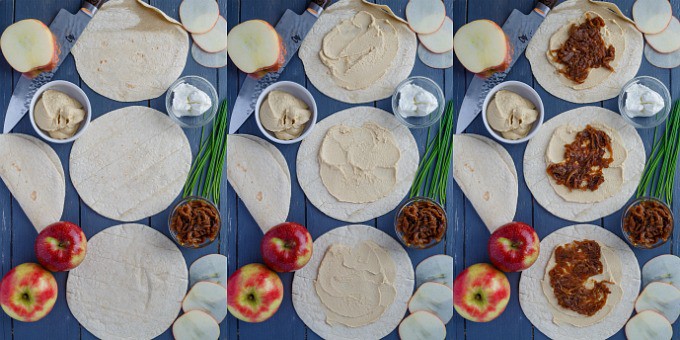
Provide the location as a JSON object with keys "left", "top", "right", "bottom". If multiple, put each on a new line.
{"left": 319, "top": 122, "right": 401, "bottom": 203}
{"left": 314, "top": 240, "right": 397, "bottom": 328}
{"left": 541, "top": 241, "right": 623, "bottom": 327}
{"left": 259, "top": 91, "right": 312, "bottom": 140}
{"left": 547, "top": 11, "right": 626, "bottom": 90}
{"left": 319, "top": 11, "right": 399, "bottom": 91}
{"left": 486, "top": 90, "right": 539, "bottom": 140}
{"left": 33, "top": 90, "right": 86, "bottom": 140}
{"left": 546, "top": 123, "right": 627, "bottom": 203}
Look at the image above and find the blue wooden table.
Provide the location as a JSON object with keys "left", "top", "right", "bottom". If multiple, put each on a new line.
{"left": 0, "top": 0, "right": 678, "bottom": 339}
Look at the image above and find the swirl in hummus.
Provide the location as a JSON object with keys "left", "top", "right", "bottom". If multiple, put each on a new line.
{"left": 319, "top": 11, "right": 399, "bottom": 91}
{"left": 314, "top": 240, "right": 397, "bottom": 327}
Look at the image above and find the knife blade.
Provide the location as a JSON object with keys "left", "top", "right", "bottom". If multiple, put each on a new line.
{"left": 229, "top": 0, "right": 331, "bottom": 135}
{"left": 455, "top": 0, "right": 558, "bottom": 135}
{"left": 3, "top": 0, "right": 106, "bottom": 134}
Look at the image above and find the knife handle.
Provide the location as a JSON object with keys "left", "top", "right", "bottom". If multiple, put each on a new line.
{"left": 82, "top": 0, "right": 106, "bottom": 16}
{"left": 537, "top": 0, "right": 558, "bottom": 9}
{"left": 308, "top": 0, "right": 332, "bottom": 17}
{"left": 535, "top": 0, "right": 558, "bottom": 16}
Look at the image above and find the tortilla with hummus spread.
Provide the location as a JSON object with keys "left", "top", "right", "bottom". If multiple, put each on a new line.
{"left": 292, "top": 225, "right": 413, "bottom": 340}
{"left": 72, "top": 0, "right": 189, "bottom": 102}
{"left": 299, "top": 0, "right": 417, "bottom": 103}
{"left": 524, "top": 107, "right": 644, "bottom": 222}
{"left": 519, "top": 224, "right": 639, "bottom": 340}
{"left": 297, "top": 107, "right": 418, "bottom": 223}
{"left": 526, "top": 0, "right": 643, "bottom": 103}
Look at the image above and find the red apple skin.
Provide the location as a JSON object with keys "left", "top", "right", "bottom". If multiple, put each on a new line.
{"left": 0, "top": 263, "right": 57, "bottom": 322}
{"left": 261, "top": 222, "right": 313, "bottom": 272}
{"left": 488, "top": 222, "right": 540, "bottom": 272}
{"left": 34, "top": 222, "right": 87, "bottom": 272}
{"left": 453, "top": 263, "right": 510, "bottom": 322}
{"left": 227, "top": 263, "right": 283, "bottom": 323}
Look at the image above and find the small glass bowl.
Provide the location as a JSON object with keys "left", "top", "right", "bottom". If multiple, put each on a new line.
{"left": 620, "top": 196, "right": 674, "bottom": 249}
{"left": 391, "top": 76, "right": 445, "bottom": 129}
{"left": 165, "top": 76, "right": 219, "bottom": 128}
{"left": 394, "top": 196, "right": 447, "bottom": 249}
{"left": 168, "top": 196, "right": 221, "bottom": 249}
{"left": 618, "top": 76, "right": 671, "bottom": 129}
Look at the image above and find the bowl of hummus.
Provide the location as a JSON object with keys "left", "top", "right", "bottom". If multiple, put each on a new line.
{"left": 482, "top": 81, "right": 544, "bottom": 144}
{"left": 255, "top": 81, "right": 317, "bottom": 144}
{"left": 29, "top": 80, "right": 91, "bottom": 144}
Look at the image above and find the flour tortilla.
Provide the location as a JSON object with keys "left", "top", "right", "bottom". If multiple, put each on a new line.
{"left": 0, "top": 134, "right": 64, "bottom": 232}
{"left": 453, "top": 134, "right": 518, "bottom": 233}
{"left": 299, "top": 0, "right": 417, "bottom": 103}
{"left": 519, "top": 224, "right": 640, "bottom": 340}
{"left": 66, "top": 224, "right": 188, "bottom": 340}
{"left": 526, "top": 0, "right": 643, "bottom": 103}
{"left": 70, "top": 106, "right": 192, "bottom": 222}
{"left": 227, "top": 134, "right": 290, "bottom": 233}
{"left": 524, "top": 107, "right": 645, "bottom": 222}
{"left": 292, "top": 225, "right": 414, "bottom": 340}
{"left": 72, "top": 0, "right": 189, "bottom": 102}
{"left": 297, "top": 107, "right": 418, "bottom": 222}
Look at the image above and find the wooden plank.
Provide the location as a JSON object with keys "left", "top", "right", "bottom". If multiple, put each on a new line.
{"left": 0, "top": 0, "right": 14, "bottom": 338}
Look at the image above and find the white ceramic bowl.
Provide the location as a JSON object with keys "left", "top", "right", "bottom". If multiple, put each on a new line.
{"left": 29, "top": 80, "right": 91, "bottom": 144}
{"left": 482, "top": 81, "right": 544, "bottom": 144}
{"left": 255, "top": 81, "right": 317, "bottom": 144}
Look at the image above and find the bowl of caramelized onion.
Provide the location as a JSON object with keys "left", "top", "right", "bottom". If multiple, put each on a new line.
{"left": 169, "top": 196, "right": 221, "bottom": 248}
{"left": 621, "top": 197, "right": 673, "bottom": 249}
{"left": 394, "top": 197, "right": 447, "bottom": 249}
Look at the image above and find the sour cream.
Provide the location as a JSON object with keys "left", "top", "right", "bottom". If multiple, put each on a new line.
{"left": 172, "top": 83, "right": 212, "bottom": 117}
{"left": 398, "top": 84, "right": 438, "bottom": 117}
{"left": 624, "top": 83, "right": 664, "bottom": 118}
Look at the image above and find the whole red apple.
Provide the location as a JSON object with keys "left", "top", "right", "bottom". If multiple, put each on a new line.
{"left": 260, "top": 222, "right": 313, "bottom": 272}
{"left": 227, "top": 263, "right": 283, "bottom": 323}
{"left": 34, "top": 221, "right": 87, "bottom": 272}
{"left": 0, "top": 263, "right": 57, "bottom": 322}
{"left": 453, "top": 263, "right": 510, "bottom": 322}
{"left": 488, "top": 222, "right": 540, "bottom": 272}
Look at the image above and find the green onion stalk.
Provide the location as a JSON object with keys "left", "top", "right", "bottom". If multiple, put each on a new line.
{"left": 183, "top": 100, "right": 229, "bottom": 205}
{"left": 409, "top": 100, "right": 455, "bottom": 205}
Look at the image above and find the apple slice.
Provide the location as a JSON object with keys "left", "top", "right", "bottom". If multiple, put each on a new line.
{"left": 453, "top": 19, "right": 510, "bottom": 75}
{"left": 417, "top": 45, "right": 453, "bottom": 69}
{"left": 645, "top": 17, "right": 680, "bottom": 54}
{"left": 419, "top": 17, "right": 454, "bottom": 54}
{"left": 408, "top": 282, "right": 454, "bottom": 323}
{"left": 633, "top": 0, "right": 672, "bottom": 34}
{"left": 635, "top": 282, "right": 680, "bottom": 323}
{"left": 190, "top": 254, "right": 227, "bottom": 288}
{"left": 644, "top": 44, "right": 680, "bottom": 69}
{"left": 625, "top": 310, "right": 673, "bottom": 340}
{"left": 191, "top": 44, "right": 228, "bottom": 68}
{"left": 416, "top": 254, "right": 453, "bottom": 289}
{"left": 179, "top": 0, "right": 220, "bottom": 34}
{"left": 642, "top": 254, "right": 680, "bottom": 290}
{"left": 0, "top": 19, "right": 58, "bottom": 75}
{"left": 172, "top": 310, "right": 220, "bottom": 340}
{"left": 193, "top": 16, "right": 228, "bottom": 53}
{"left": 399, "top": 311, "right": 447, "bottom": 340}
{"left": 182, "top": 281, "right": 227, "bottom": 323}
{"left": 227, "top": 20, "right": 283, "bottom": 74}
{"left": 405, "top": 0, "right": 446, "bottom": 34}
